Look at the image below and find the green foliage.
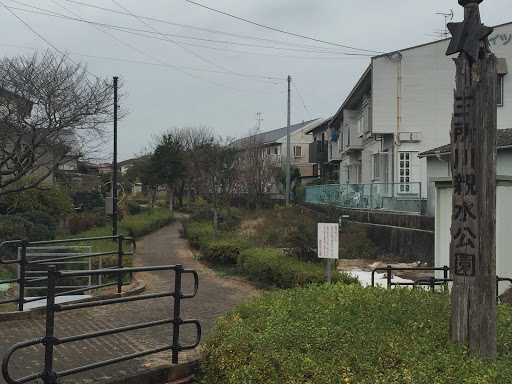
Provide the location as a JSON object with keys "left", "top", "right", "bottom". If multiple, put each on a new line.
{"left": 69, "top": 213, "right": 109, "bottom": 235}
{"left": 340, "top": 222, "right": 380, "bottom": 259}
{"left": 201, "top": 286, "right": 512, "bottom": 384}
{"left": 155, "top": 199, "right": 168, "bottom": 208}
{"left": 0, "top": 179, "right": 73, "bottom": 217}
{"left": 237, "top": 248, "right": 356, "bottom": 289}
{"left": 128, "top": 193, "right": 150, "bottom": 205}
{"left": 18, "top": 211, "right": 57, "bottom": 238}
{"left": 125, "top": 200, "right": 142, "bottom": 215}
{"left": 149, "top": 134, "right": 185, "bottom": 186}
{"left": 202, "top": 238, "right": 252, "bottom": 265}
{"left": 182, "top": 221, "right": 215, "bottom": 249}
{"left": 120, "top": 208, "right": 174, "bottom": 238}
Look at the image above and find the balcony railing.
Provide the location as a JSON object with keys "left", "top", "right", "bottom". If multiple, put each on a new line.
{"left": 309, "top": 140, "right": 328, "bottom": 163}
{"left": 305, "top": 182, "right": 425, "bottom": 214}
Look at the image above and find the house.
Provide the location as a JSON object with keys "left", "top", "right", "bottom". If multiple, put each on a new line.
{"left": 419, "top": 129, "right": 512, "bottom": 293}
{"left": 232, "top": 119, "right": 326, "bottom": 191}
{"left": 324, "top": 21, "right": 512, "bottom": 211}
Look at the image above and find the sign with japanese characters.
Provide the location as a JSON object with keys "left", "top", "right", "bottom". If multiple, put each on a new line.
{"left": 317, "top": 223, "right": 339, "bottom": 259}
{"left": 451, "top": 91, "right": 478, "bottom": 277}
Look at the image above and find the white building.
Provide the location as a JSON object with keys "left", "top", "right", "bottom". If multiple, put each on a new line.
{"left": 326, "top": 22, "right": 512, "bottom": 210}
{"left": 420, "top": 129, "right": 512, "bottom": 293}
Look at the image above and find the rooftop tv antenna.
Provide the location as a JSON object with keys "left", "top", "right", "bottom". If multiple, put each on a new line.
{"left": 434, "top": 9, "right": 454, "bottom": 38}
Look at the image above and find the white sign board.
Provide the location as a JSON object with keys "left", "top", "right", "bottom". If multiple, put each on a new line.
{"left": 317, "top": 223, "right": 339, "bottom": 259}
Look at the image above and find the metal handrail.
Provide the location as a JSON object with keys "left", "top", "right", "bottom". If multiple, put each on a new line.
{"left": 2, "top": 264, "right": 201, "bottom": 384}
{"left": 0, "top": 235, "right": 136, "bottom": 311}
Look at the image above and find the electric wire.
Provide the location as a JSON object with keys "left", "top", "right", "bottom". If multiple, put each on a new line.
{"left": 6, "top": 1, "right": 370, "bottom": 57}
{"left": 57, "top": 0, "right": 370, "bottom": 53}
{"left": 0, "top": 1, "right": 102, "bottom": 82}
{"left": 48, "top": 0, "right": 244, "bottom": 91}
{"left": 183, "top": 0, "right": 384, "bottom": 54}
{"left": 291, "top": 79, "right": 313, "bottom": 120}
{"left": 110, "top": 0, "right": 272, "bottom": 84}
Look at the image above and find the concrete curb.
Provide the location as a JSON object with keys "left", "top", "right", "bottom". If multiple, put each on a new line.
{"left": 0, "top": 280, "right": 147, "bottom": 322}
{"left": 103, "top": 358, "right": 201, "bottom": 384}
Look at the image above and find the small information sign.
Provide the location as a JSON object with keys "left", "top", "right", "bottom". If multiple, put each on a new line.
{"left": 317, "top": 223, "right": 339, "bottom": 259}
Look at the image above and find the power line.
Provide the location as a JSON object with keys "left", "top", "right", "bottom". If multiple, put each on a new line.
{"left": 183, "top": 0, "right": 383, "bottom": 54}
{"left": 291, "top": 79, "right": 312, "bottom": 120}
{"left": 109, "top": 0, "right": 271, "bottom": 84}
{"left": 6, "top": 1, "right": 370, "bottom": 57}
{"left": 56, "top": 0, "right": 365, "bottom": 53}
{"left": 48, "top": 0, "right": 244, "bottom": 91}
{"left": 0, "top": 43, "right": 289, "bottom": 80}
{"left": 0, "top": 1, "right": 101, "bottom": 82}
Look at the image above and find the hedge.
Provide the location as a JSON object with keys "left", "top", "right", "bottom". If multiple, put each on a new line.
{"left": 237, "top": 248, "right": 357, "bottom": 288}
{"left": 201, "top": 285, "right": 512, "bottom": 384}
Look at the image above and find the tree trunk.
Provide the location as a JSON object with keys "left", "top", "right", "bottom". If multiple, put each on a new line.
{"left": 187, "top": 179, "right": 192, "bottom": 208}
{"left": 169, "top": 187, "right": 174, "bottom": 211}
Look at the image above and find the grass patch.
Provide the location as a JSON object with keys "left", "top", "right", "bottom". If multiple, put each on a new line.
{"left": 201, "top": 285, "right": 512, "bottom": 383}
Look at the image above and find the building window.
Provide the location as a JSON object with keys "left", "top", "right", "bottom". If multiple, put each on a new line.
{"left": 399, "top": 152, "right": 411, "bottom": 192}
{"left": 498, "top": 75, "right": 504, "bottom": 107}
{"left": 274, "top": 147, "right": 279, "bottom": 155}
{"left": 293, "top": 146, "right": 302, "bottom": 157}
{"left": 372, "top": 153, "right": 380, "bottom": 180}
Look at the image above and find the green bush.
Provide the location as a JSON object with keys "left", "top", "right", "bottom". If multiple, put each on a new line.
{"left": 0, "top": 178, "right": 73, "bottom": 217}
{"left": 340, "top": 222, "right": 380, "bottom": 259}
{"left": 201, "top": 285, "right": 512, "bottom": 384}
{"left": 237, "top": 248, "right": 357, "bottom": 289}
{"left": 202, "top": 238, "right": 252, "bottom": 265}
{"left": 128, "top": 193, "right": 149, "bottom": 205}
{"left": 125, "top": 201, "right": 142, "bottom": 216}
{"left": 19, "top": 211, "right": 57, "bottom": 239}
{"left": 182, "top": 221, "right": 214, "bottom": 249}
{"left": 69, "top": 213, "right": 108, "bottom": 235}
{"left": 155, "top": 199, "right": 168, "bottom": 208}
{"left": 120, "top": 208, "right": 173, "bottom": 238}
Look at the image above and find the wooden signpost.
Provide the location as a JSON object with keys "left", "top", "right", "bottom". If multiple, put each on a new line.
{"left": 446, "top": 0, "right": 497, "bottom": 358}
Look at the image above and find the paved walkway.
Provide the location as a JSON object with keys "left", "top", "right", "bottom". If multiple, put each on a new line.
{"left": 0, "top": 216, "right": 260, "bottom": 383}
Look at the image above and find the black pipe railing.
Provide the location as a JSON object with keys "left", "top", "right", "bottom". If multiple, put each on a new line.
{"left": 2, "top": 264, "right": 201, "bottom": 384}
{"left": 0, "top": 235, "right": 136, "bottom": 311}
{"left": 371, "top": 265, "right": 450, "bottom": 288}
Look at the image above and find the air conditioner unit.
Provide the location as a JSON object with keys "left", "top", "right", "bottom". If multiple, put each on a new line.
{"left": 410, "top": 132, "right": 422, "bottom": 142}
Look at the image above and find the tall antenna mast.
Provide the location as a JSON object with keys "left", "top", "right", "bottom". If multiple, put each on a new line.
{"left": 256, "top": 112, "right": 263, "bottom": 131}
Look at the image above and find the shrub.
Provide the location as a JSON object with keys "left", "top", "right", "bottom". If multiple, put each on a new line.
{"left": 19, "top": 211, "right": 57, "bottom": 239}
{"left": 128, "top": 193, "right": 149, "bottom": 205}
{"left": 125, "top": 201, "right": 142, "bottom": 215}
{"left": 237, "top": 247, "right": 357, "bottom": 288}
{"left": 155, "top": 199, "right": 168, "bottom": 208}
{"left": 182, "top": 221, "right": 214, "bottom": 249}
{"left": 340, "top": 222, "right": 380, "bottom": 259}
{"left": 69, "top": 213, "right": 108, "bottom": 235}
{"left": 202, "top": 238, "right": 252, "bottom": 265}
{"left": 201, "top": 286, "right": 512, "bottom": 384}
{"left": 0, "top": 179, "right": 73, "bottom": 217}
{"left": 119, "top": 208, "right": 173, "bottom": 238}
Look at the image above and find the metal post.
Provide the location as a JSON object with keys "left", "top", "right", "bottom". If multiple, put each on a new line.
{"left": 113, "top": 76, "right": 118, "bottom": 239}
{"left": 18, "top": 240, "right": 28, "bottom": 312}
{"left": 443, "top": 265, "right": 449, "bottom": 280}
{"left": 43, "top": 266, "right": 59, "bottom": 384}
{"left": 429, "top": 277, "right": 436, "bottom": 292}
{"left": 285, "top": 75, "right": 291, "bottom": 206}
{"left": 386, "top": 265, "right": 392, "bottom": 289}
{"left": 327, "top": 259, "right": 331, "bottom": 284}
{"left": 172, "top": 265, "right": 183, "bottom": 364}
{"left": 117, "top": 235, "right": 124, "bottom": 294}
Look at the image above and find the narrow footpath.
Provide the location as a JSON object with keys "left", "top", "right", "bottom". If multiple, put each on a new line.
{"left": 0, "top": 216, "right": 260, "bottom": 383}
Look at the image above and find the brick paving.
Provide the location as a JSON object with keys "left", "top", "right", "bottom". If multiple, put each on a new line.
{"left": 0, "top": 216, "right": 259, "bottom": 383}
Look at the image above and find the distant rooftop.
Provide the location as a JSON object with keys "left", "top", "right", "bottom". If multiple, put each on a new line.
{"left": 419, "top": 128, "right": 512, "bottom": 157}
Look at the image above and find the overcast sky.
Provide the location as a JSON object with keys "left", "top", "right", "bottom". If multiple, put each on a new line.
{"left": 0, "top": 0, "right": 510, "bottom": 161}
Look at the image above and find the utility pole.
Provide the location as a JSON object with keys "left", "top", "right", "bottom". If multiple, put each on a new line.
{"left": 113, "top": 76, "right": 118, "bottom": 239}
{"left": 446, "top": 0, "right": 497, "bottom": 359}
{"left": 285, "top": 75, "right": 291, "bottom": 205}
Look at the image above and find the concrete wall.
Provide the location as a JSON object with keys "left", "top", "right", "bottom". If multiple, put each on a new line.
{"left": 304, "top": 203, "right": 435, "bottom": 264}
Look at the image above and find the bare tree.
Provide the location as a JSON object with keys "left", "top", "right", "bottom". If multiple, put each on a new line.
{"left": 237, "top": 128, "right": 280, "bottom": 210}
{"left": 0, "top": 51, "right": 124, "bottom": 196}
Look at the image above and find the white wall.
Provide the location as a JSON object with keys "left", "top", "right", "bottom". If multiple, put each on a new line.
{"left": 434, "top": 179, "right": 512, "bottom": 294}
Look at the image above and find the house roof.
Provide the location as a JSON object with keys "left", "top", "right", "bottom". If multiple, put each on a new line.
{"left": 232, "top": 118, "right": 321, "bottom": 148}
{"left": 304, "top": 117, "right": 332, "bottom": 135}
{"left": 419, "top": 128, "right": 512, "bottom": 157}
